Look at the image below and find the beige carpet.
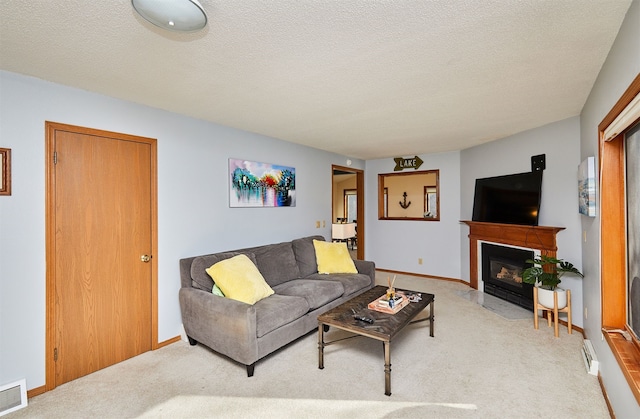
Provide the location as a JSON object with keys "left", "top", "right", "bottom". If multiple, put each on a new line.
{"left": 9, "top": 273, "right": 609, "bottom": 418}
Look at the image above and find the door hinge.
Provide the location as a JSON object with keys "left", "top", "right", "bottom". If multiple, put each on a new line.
{"left": 54, "top": 348, "right": 58, "bottom": 361}
{"left": 53, "top": 151, "right": 58, "bottom": 165}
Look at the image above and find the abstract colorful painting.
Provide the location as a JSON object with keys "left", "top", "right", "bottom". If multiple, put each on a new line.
{"left": 578, "top": 156, "right": 595, "bottom": 217}
{"left": 229, "top": 159, "right": 296, "bottom": 207}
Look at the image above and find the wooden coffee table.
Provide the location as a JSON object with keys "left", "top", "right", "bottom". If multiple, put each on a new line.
{"left": 317, "top": 285, "right": 435, "bottom": 396}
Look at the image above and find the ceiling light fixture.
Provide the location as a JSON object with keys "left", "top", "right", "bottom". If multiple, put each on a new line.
{"left": 132, "top": 0, "right": 207, "bottom": 32}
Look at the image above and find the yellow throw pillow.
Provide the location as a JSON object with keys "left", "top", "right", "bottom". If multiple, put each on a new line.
{"left": 205, "top": 254, "right": 274, "bottom": 305}
{"left": 313, "top": 239, "right": 358, "bottom": 274}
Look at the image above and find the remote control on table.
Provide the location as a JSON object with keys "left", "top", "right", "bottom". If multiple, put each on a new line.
{"left": 353, "top": 314, "right": 374, "bottom": 324}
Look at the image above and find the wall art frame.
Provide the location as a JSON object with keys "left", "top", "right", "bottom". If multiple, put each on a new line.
{"left": 0, "top": 148, "right": 11, "bottom": 196}
{"left": 229, "top": 158, "right": 296, "bottom": 207}
{"left": 578, "top": 156, "right": 595, "bottom": 216}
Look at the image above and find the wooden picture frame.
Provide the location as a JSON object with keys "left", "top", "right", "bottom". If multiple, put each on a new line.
{"left": 0, "top": 148, "right": 11, "bottom": 196}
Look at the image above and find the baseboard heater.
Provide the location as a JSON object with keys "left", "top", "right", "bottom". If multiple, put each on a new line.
{"left": 582, "top": 339, "right": 599, "bottom": 376}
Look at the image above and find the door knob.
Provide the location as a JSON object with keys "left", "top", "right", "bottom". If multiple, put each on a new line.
{"left": 140, "top": 254, "right": 151, "bottom": 263}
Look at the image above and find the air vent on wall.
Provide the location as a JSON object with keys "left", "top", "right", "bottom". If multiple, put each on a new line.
{"left": 0, "top": 379, "right": 27, "bottom": 416}
{"left": 581, "top": 339, "right": 599, "bottom": 376}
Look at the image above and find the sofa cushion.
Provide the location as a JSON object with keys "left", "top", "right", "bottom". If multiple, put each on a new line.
{"left": 273, "top": 279, "right": 344, "bottom": 310}
{"left": 250, "top": 242, "right": 301, "bottom": 287}
{"left": 254, "top": 294, "right": 310, "bottom": 338}
{"left": 191, "top": 252, "right": 257, "bottom": 292}
{"left": 313, "top": 240, "right": 358, "bottom": 274}
{"left": 306, "top": 273, "right": 372, "bottom": 297}
{"left": 292, "top": 235, "right": 324, "bottom": 277}
{"left": 205, "top": 254, "right": 274, "bottom": 305}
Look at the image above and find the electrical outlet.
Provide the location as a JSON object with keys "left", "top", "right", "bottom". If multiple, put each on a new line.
{"left": 583, "top": 230, "right": 587, "bottom": 243}
{"left": 584, "top": 307, "right": 588, "bottom": 319}
{"left": 418, "top": 258, "right": 423, "bottom": 265}
{"left": 322, "top": 220, "right": 326, "bottom": 228}
{"left": 316, "top": 221, "right": 320, "bottom": 228}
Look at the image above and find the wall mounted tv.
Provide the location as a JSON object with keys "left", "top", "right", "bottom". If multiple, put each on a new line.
{"left": 472, "top": 171, "right": 543, "bottom": 226}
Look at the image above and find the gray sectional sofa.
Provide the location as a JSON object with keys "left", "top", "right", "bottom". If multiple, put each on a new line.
{"left": 178, "top": 235, "right": 375, "bottom": 376}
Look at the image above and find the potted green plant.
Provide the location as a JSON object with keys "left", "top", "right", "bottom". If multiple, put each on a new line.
{"left": 522, "top": 255, "right": 584, "bottom": 309}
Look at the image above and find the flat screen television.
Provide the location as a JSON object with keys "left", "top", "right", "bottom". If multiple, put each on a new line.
{"left": 472, "top": 171, "right": 543, "bottom": 226}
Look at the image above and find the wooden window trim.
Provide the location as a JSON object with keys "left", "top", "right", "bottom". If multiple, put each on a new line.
{"left": 378, "top": 170, "right": 440, "bottom": 221}
{"left": 599, "top": 73, "right": 640, "bottom": 404}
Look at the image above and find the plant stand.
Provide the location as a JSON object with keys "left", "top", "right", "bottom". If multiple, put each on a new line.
{"left": 533, "top": 287, "right": 572, "bottom": 338}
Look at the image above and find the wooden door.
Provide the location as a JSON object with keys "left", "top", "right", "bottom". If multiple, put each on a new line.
{"left": 46, "top": 122, "right": 157, "bottom": 388}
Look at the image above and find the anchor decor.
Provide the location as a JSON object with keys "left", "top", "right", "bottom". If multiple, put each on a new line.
{"left": 399, "top": 192, "right": 411, "bottom": 209}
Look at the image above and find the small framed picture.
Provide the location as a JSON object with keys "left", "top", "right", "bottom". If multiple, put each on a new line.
{"left": 0, "top": 148, "right": 11, "bottom": 196}
{"left": 578, "top": 156, "right": 595, "bottom": 216}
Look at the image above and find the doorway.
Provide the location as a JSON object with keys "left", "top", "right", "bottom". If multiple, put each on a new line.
{"left": 45, "top": 122, "right": 158, "bottom": 390}
{"left": 332, "top": 165, "right": 364, "bottom": 259}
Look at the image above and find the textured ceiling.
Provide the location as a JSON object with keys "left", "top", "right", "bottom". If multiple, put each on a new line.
{"left": 0, "top": 1, "right": 632, "bottom": 159}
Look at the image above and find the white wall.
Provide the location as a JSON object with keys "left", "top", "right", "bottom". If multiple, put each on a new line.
{"left": 0, "top": 71, "right": 363, "bottom": 391}
{"left": 579, "top": 0, "right": 640, "bottom": 416}
{"left": 459, "top": 117, "right": 584, "bottom": 325}
{"left": 365, "top": 151, "right": 462, "bottom": 279}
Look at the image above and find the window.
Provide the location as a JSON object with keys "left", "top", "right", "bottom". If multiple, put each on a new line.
{"left": 383, "top": 187, "right": 388, "bottom": 218}
{"left": 424, "top": 186, "right": 438, "bottom": 218}
{"left": 599, "top": 73, "right": 640, "bottom": 404}
{"left": 344, "top": 189, "right": 357, "bottom": 222}
{"left": 627, "top": 123, "right": 640, "bottom": 340}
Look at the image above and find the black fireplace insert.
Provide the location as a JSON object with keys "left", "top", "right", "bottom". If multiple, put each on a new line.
{"left": 481, "top": 243, "right": 534, "bottom": 311}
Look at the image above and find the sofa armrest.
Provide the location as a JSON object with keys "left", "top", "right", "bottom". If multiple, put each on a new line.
{"left": 179, "top": 287, "right": 258, "bottom": 365}
{"left": 353, "top": 259, "right": 376, "bottom": 286}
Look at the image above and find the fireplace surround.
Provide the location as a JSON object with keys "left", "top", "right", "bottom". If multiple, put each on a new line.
{"left": 462, "top": 220, "right": 565, "bottom": 303}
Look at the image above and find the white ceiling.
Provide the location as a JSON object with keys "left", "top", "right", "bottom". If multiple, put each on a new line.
{"left": 0, "top": 1, "right": 632, "bottom": 159}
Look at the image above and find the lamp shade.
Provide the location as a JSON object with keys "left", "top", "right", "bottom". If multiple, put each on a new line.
{"left": 332, "top": 223, "right": 356, "bottom": 240}
{"left": 132, "top": 0, "right": 207, "bottom": 32}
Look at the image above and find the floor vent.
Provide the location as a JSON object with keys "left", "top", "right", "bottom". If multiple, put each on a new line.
{"left": 582, "top": 339, "right": 599, "bottom": 376}
{"left": 0, "top": 379, "right": 27, "bottom": 416}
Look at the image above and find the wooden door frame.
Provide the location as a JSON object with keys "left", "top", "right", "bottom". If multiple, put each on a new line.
{"left": 44, "top": 121, "right": 159, "bottom": 391}
{"left": 332, "top": 165, "right": 364, "bottom": 259}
